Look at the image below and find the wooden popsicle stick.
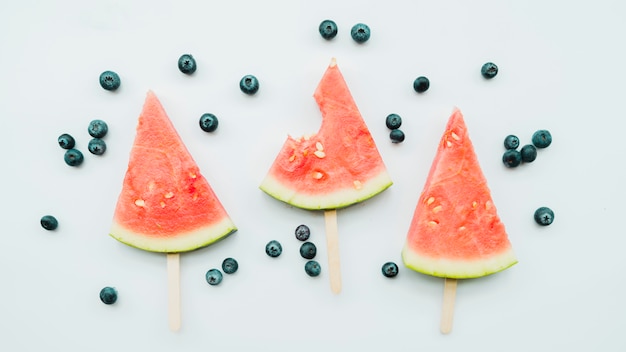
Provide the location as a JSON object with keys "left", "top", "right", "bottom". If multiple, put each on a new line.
{"left": 324, "top": 209, "right": 342, "bottom": 294}
{"left": 440, "top": 278, "right": 457, "bottom": 334}
{"left": 167, "top": 253, "right": 181, "bottom": 332}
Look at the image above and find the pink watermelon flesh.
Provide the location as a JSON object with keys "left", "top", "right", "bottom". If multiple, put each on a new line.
{"left": 110, "top": 91, "right": 236, "bottom": 253}
{"left": 260, "top": 59, "right": 392, "bottom": 210}
{"left": 402, "top": 109, "right": 516, "bottom": 278}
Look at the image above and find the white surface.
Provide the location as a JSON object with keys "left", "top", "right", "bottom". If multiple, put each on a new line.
{"left": 1, "top": 1, "right": 624, "bottom": 351}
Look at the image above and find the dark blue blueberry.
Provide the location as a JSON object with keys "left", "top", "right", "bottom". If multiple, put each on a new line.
{"left": 205, "top": 269, "right": 223, "bottom": 285}
{"left": 64, "top": 148, "right": 84, "bottom": 166}
{"left": 503, "top": 135, "right": 520, "bottom": 150}
{"left": 319, "top": 20, "right": 338, "bottom": 40}
{"left": 520, "top": 144, "right": 537, "bottom": 162}
{"left": 88, "top": 138, "right": 107, "bottom": 155}
{"left": 99, "top": 286, "right": 118, "bottom": 304}
{"left": 40, "top": 215, "right": 58, "bottom": 231}
{"left": 413, "top": 76, "right": 430, "bottom": 93}
{"left": 221, "top": 258, "right": 239, "bottom": 274}
{"left": 178, "top": 54, "right": 197, "bottom": 74}
{"left": 58, "top": 134, "right": 75, "bottom": 149}
{"left": 385, "top": 114, "right": 402, "bottom": 130}
{"left": 390, "top": 129, "right": 405, "bottom": 143}
{"left": 481, "top": 62, "right": 498, "bottom": 79}
{"left": 88, "top": 119, "right": 108, "bottom": 138}
{"left": 381, "top": 262, "right": 399, "bottom": 278}
{"left": 532, "top": 129, "right": 552, "bottom": 148}
{"left": 199, "top": 113, "right": 219, "bottom": 133}
{"left": 294, "top": 224, "right": 311, "bottom": 241}
{"left": 99, "top": 71, "right": 121, "bottom": 91}
{"left": 502, "top": 149, "right": 522, "bottom": 167}
{"left": 240, "top": 74, "right": 259, "bottom": 95}
{"left": 299, "top": 242, "right": 317, "bottom": 259}
{"left": 534, "top": 207, "right": 554, "bottom": 226}
{"left": 265, "top": 240, "right": 282, "bottom": 258}
{"left": 304, "top": 260, "right": 321, "bottom": 277}
{"left": 350, "top": 23, "right": 370, "bottom": 43}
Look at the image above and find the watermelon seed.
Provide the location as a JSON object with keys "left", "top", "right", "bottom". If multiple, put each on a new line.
{"left": 316, "top": 142, "right": 324, "bottom": 151}
{"left": 134, "top": 199, "right": 145, "bottom": 207}
{"left": 432, "top": 205, "right": 443, "bottom": 213}
{"left": 164, "top": 192, "right": 174, "bottom": 198}
{"left": 289, "top": 155, "right": 296, "bottom": 162}
{"left": 426, "top": 197, "right": 435, "bottom": 205}
{"left": 353, "top": 180, "right": 362, "bottom": 190}
{"left": 314, "top": 150, "right": 326, "bottom": 158}
{"left": 451, "top": 132, "right": 460, "bottom": 141}
{"left": 313, "top": 172, "right": 323, "bottom": 179}
{"left": 428, "top": 220, "right": 439, "bottom": 227}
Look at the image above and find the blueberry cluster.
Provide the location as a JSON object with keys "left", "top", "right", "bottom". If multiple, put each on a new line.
{"left": 318, "top": 20, "right": 371, "bottom": 44}
{"left": 265, "top": 224, "right": 321, "bottom": 277}
{"left": 205, "top": 257, "right": 239, "bottom": 286}
{"left": 57, "top": 120, "right": 109, "bottom": 167}
{"left": 385, "top": 113, "right": 405, "bottom": 143}
{"left": 502, "top": 129, "right": 552, "bottom": 168}
{"left": 293, "top": 225, "right": 321, "bottom": 277}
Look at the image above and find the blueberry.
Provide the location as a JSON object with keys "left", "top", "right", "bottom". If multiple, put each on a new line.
{"left": 64, "top": 149, "right": 84, "bottom": 166}
{"left": 88, "top": 119, "right": 108, "bottom": 138}
{"left": 299, "top": 242, "right": 317, "bottom": 259}
{"left": 294, "top": 224, "right": 311, "bottom": 241}
{"left": 503, "top": 135, "right": 520, "bottom": 150}
{"left": 88, "top": 138, "right": 107, "bottom": 155}
{"left": 265, "top": 240, "right": 282, "bottom": 258}
{"left": 199, "top": 113, "right": 219, "bottom": 133}
{"left": 205, "top": 269, "right": 223, "bottom": 285}
{"left": 381, "top": 262, "right": 399, "bottom": 278}
{"left": 58, "top": 134, "right": 75, "bottom": 149}
{"left": 390, "top": 129, "right": 405, "bottom": 143}
{"left": 222, "top": 258, "right": 239, "bottom": 274}
{"left": 520, "top": 144, "right": 537, "bottom": 162}
{"left": 99, "top": 286, "right": 118, "bottom": 305}
{"left": 240, "top": 74, "right": 259, "bottom": 95}
{"left": 502, "top": 149, "right": 521, "bottom": 168}
{"left": 534, "top": 207, "right": 555, "bottom": 226}
{"left": 99, "top": 71, "right": 121, "bottom": 91}
{"left": 385, "top": 114, "right": 402, "bottom": 130}
{"left": 532, "top": 129, "right": 552, "bottom": 148}
{"left": 481, "top": 62, "right": 498, "bottom": 79}
{"left": 40, "top": 215, "right": 58, "bottom": 231}
{"left": 350, "top": 23, "right": 371, "bottom": 43}
{"left": 178, "top": 54, "right": 197, "bottom": 74}
{"left": 304, "top": 260, "right": 321, "bottom": 277}
{"left": 413, "top": 76, "right": 430, "bottom": 93}
{"left": 319, "top": 20, "right": 338, "bottom": 40}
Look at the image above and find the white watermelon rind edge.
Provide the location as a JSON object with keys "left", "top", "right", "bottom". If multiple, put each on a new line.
{"left": 110, "top": 217, "right": 237, "bottom": 253}
{"left": 401, "top": 243, "right": 518, "bottom": 279}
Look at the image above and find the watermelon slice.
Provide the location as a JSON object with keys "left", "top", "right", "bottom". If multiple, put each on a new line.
{"left": 110, "top": 91, "right": 237, "bottom": 253}
{"left": 260, "top": 59, "right": 392, "bottom": 209}
{"left": 402, "top": 109, "right": 516, "bottom": 278}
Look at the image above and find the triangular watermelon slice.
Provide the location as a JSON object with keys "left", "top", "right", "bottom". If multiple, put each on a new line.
{"left": 402, "top": 109, "right": 516, "bottom": 278}
{"left": 260, "top": 59, "right": 392, "bottom": 209}
{"left": 110, "top": 91, "right": 237, "bottom": 253}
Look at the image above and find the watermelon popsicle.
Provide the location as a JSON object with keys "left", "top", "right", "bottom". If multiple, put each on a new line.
{"left": 401, "top": 108, "right": 517, "bottom": 333}
{"left": 110, "top": 91, "right": 237, "bottom": 331}
{"left": 260, "top": 58, "right": 393, "bottom": 293}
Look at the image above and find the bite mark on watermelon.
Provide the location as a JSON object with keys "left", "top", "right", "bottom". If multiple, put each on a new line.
{"left": 402, "top": 109, "right": 517, "bottom": 278}
{"left": 110, "top": 91, "right": 237, "bottom": 253}
{"left": 260, "top": 59, "right": 392, "bottom": 210}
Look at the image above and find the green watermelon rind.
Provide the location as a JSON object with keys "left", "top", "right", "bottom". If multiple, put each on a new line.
{"left": 259, "top": 169, "right": 393, "bottom": 210}
{"left": 401, "top": 244, "right": 518, "bottom": 279}
{"left": 110, "top": 218, "right": 237, "bottom": 253}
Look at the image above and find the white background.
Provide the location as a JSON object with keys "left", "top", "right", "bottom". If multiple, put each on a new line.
{"left": 1, "top": 1, "right": 624, "bottom": 351}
